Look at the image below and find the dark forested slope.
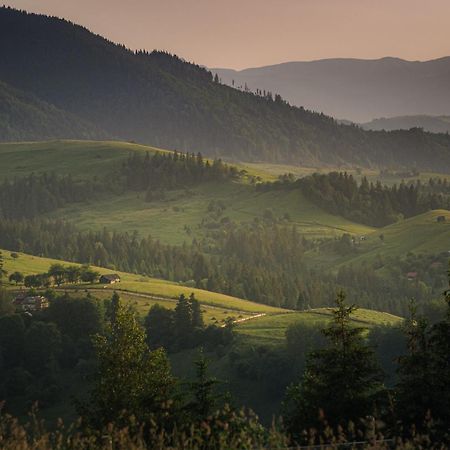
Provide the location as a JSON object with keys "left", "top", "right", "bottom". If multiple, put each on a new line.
{"left": 1, "top": 7, "right": 450, "bottom": 170}
{"left": 0, "top": 80, "right": 107, "bottom": 141}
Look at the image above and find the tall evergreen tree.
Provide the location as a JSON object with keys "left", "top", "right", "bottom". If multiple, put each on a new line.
{"left": 283, "top": 292, "right": 385, "bottom": 439}
{"left": 190, "top": 293, "right": 204, "bottom": 329}
{"left": 395, "top": 301, "right": 434, "bottom": 430}
{"left": 174, "top": 293, "right": 194, "bottom": 348}
{"left": 187, "top": 351, "right": 221, "bottom": 421}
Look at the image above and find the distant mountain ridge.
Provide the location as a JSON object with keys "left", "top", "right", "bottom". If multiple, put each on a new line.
{"left": 362, "top": 115, "right": 450, "bottom": 134}
{"left": 1, "top": 7, "right": 450, "bottom": 171}
{"left": 213, "top": 57, "right": 450, "bottom": 122}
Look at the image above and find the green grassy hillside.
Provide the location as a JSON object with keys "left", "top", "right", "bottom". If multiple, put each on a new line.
{"left": 310, "top": 209, "right": 450, "bottom": 270}
{"left": 52, "top": 180, "right": 373, "bottom": 244}
{"left": 0, "top": 140, "right": 167, "bottom": 180}
{"left": 1, "top": 249, "right": 285, "bottom": 324}
{"left": 2, "top": 249, "right": 403, "bottom": 342}
{"left": 236, "top": 309, "right": 403, "bottom": 345}
{"left": 0, "top": 140, "right": 373, "bottom": 244}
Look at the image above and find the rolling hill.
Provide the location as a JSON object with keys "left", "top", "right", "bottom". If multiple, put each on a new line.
{"left": 1, "top": 7, "right": 450, "bottom": 170}
{"left": 1, "top": 249, "right": 401, "bottom": 339}
{"left": 0, "top": 140, "right": 374, "bottom": 244}
{"left": 213, "top": 57, "right": 450, "bottom": 122}
{"left": 1, "top": 249, "right": 285, "bottom": 323}
{"left": 0, "top": 80, "right": 106, "bottom": 141}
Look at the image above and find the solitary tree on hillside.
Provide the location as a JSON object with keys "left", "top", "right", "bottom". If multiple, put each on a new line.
{"left": 283, "top": 291, "right": 386, "bottom": 440}
{"left": 187, "top": 351, "right": 221, "bottom": 421}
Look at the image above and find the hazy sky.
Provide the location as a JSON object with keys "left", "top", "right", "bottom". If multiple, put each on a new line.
{"left": 5, "top": 0, "right": 450, "bottom": 69}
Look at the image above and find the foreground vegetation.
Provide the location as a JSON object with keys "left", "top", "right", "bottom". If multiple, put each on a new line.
{"left": 0, "top": 285, "right": 448, "bottom": 449}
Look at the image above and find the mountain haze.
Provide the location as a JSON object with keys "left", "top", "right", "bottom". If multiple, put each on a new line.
{"left": 362, "top": 115, "right": 450, "bottom": 134}
{"left": 1, "top": 7, "right": 450, "bottom": 171}
{"left": 213, "top": 57, "right": 450, "bottom": 122}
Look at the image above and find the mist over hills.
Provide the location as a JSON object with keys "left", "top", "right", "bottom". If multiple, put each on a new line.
{"left": 213, "top": 57, "right": 450, "bottom": 123}
{"left": 1, "top": 7, "right": 450, "bottom": 171}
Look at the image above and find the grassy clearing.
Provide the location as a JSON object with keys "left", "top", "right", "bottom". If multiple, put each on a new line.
{"left": 1, "top": 250, "right": 285, "bottom": 322}
{"left": 0, "top": 140, "right": 372, "bottom": 244}
{"left": 235, "top": 308, "right": 403, "bottom": 345}
{"left": 0, "top": 140, "right": 168, "bottom": 180}
{"left": 308, "top": 209, "right": 450, "bottom": 271}
{"left": 50, "top": 182, "right": 373, "bottom": 244}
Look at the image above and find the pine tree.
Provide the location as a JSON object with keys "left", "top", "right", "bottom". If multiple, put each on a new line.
{"left": 283, "top": 291, "right": 385, "bottom": 437}
{"left": 174, "top": 293, "right": 193, "bottom": 348}
{"left": 187, "top": 351, "right": 221, "bottom": 421}
{"left": 395, "top": 300, "right": 434, "bottom": 429}
{"left": 190, "top": 293, "right": 204, "bottom": 329}
{"left": 421, "top": 272, "right": 450, "bottom": 433}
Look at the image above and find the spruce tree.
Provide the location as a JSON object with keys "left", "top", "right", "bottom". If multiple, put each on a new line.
{"left": 187, "top": 351, "right": 221, "bottom": 421}
{"left": 427, "top": 296, "right": 450, "bottom": 433}
{"left": 190, "top": 293, "right": 204, "bottom": 329}
{"left": 174, "top": 293, "right": 193, "bottom": 348}
{"left": 395, "top": 301, "right": 434, "bottom": 430}
{"left": 283, "top": 292, "right": 385, "bottom": 438}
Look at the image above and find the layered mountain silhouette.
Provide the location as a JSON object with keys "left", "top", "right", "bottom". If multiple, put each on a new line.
{"left": 213, "top": 57, "right": 450, "bottom": 123}
{"left": 1, "top": 7, "right": 450, "bottom": 171}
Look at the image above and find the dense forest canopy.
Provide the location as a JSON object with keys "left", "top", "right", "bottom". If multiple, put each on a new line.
{"left": 0, "top": 80, "right": 105, "bottom": 141}
{"left": 1, "top": 7, "right": 450, "bottom": 170}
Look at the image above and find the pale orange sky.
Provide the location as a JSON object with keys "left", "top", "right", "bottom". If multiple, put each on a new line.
{"left": 5, "top": 0, "right": 450, "bottom": 69}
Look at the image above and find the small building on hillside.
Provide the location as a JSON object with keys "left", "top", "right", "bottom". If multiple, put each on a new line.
{"left": 13, "top": 295, "right": 49, "bottom": 312}
{"left": 437, "top": 215, "right": 446, "bottom": 223}
{"left": 99, "top": 274, "right": 121, "bottom": 284}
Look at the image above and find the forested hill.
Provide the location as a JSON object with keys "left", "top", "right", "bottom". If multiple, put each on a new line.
{"left": 0, "top": 80, "right": 107, "bottom": 141}
{"left": 1, "top": 8, "right": 450, "bottom": 171}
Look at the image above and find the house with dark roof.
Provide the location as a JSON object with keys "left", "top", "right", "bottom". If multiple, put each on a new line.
{"left": 99, "top": 274, "right": 121, "bottom": 284}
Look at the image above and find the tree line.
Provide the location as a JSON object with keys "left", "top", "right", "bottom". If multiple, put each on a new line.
{"left": 122, "top": 151, "right": 239, "bottom": 192}
{"left": 0, "top": 217, "right": 445, "bottom": 316}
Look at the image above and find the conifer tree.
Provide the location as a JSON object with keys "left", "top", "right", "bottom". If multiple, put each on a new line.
{"left": 187, "top": 351, "right": 221, "bottom": 421}
{"left": 283, "top": 292, "right": 385, "bottom": 437}
{"left": 427, "top": 291, "right": 450, "bottom": 432}
{"left": 190, "top": 293, "right": 204, "bottom": 329}
{"left": 395, "top": 300, "right": 434, "bottom": 429}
